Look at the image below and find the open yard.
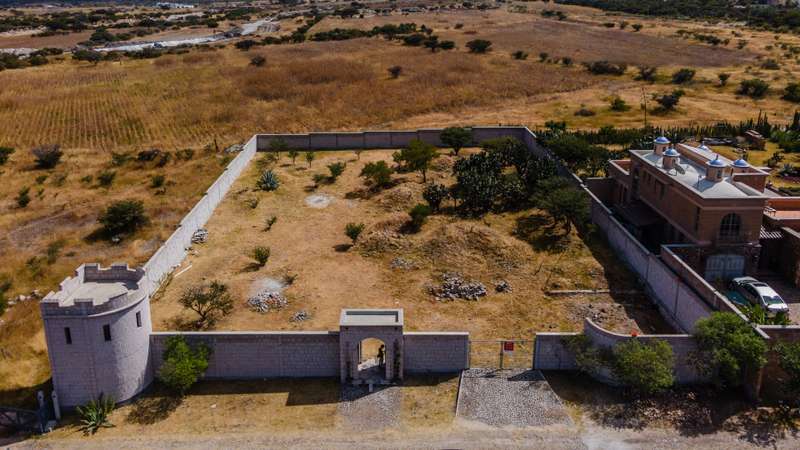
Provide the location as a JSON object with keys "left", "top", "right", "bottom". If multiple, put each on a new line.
{"left": 151, "top": 149, "right": 671, "bottom": 344}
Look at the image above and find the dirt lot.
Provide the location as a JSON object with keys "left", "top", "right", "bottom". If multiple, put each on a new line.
{"left": 152, "top": 149, "right": 671, "bottom": 342}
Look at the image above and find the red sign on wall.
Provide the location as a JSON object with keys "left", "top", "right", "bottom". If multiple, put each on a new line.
{"left": 503, "top": 341, "right": 514, "bottom": 353}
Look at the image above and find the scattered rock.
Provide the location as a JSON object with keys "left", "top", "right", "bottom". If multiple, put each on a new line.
{"left": 224, "top": 144, "right": 243, "bottom": 154}
{"left": 247, "top": 291, "right": 288, "bottom": 313}
{"left": 428, "top": 272, "right": 487, "bottom": 301}
{"left": 495, "top": 280, "right": 512, "bottom": 293}
{"left": 191, "top": 228, "right": 208, "bottom": 244}
{"left": 390, "top": 257, "right": 417, "bottom": 270}
{"left": 290, "top": 310, "right": 311, "bottom": 322}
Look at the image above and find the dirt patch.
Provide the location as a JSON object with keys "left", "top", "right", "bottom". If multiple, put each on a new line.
{"left": 305, "top": 194, "right": 332, "bottom": 209}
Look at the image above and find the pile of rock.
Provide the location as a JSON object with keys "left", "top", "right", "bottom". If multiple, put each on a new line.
{"left": 290, "top": 310, "right": 311, "bottom": 322}
{"left": 390, "top": 257, "right": 417, "bottom": 270}
{"left": 247, "top": 290, "right": 288, "bottom": 313}
{"left": 191, "top": 228, "right": 208, "bottom": 244}
{"left": 429, "top": 273, "right": 487, "bottom": 301}
{"left": 495, "top": 280, "right": 512, "bottom": 293}
{"left": 224, "top": 144, "right": 243, "bottom": 154}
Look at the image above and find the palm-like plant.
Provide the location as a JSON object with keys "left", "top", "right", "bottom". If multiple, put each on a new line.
{"left": 76, "top": 394, "right": 115, "bottom": 435}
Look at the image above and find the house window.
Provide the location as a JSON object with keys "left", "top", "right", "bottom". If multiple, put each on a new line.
{"left": 64, "top": 327, "right": 72, "bottom": 345}
{"left": 103, "top": 324, "right": 112, "bottom": 341}
{"left": 656, "top": 180, "right": 665, "bottom": 199}
{"left": 719, "top": 213, "right": 742, "bottom": 239}
{"left": 136, "top": 311, "right": 142, "bottom": 328}
{"left": 694, "top": 207, "right": 700, "bottom": 231}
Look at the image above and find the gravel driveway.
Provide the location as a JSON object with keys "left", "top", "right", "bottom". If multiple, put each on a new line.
{"left": 337, "top": 385, "right": 400, "bottom": 431}
{"left": 456, "top": 369, "right": 573, "bottom": 428}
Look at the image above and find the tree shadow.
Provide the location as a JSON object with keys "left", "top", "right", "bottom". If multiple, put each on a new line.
{"left": 126, "top": 394, "right": 183, "bottom": 425}
{"left": 333, "top": 243, "right": 352, "bottom": 253}
{"left": 164, "top": 315, "right": 203, "bottom": 331}
{"left": 240, "top": 262, "right": 263, "bottom": 273}
{"left": 727, "top": 404, "right": 800, "bottom": 447}
{"left": 514, "top": 212, "right": 570, "bottom": 253}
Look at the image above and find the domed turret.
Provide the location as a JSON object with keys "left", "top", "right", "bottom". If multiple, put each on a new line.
{"left": 732, "top": 158, "right": 750, "bottom": 173}
{"left": 654, "top": 136, "right": 670, "bottom": 156}
{"left": 706, "top": 155, "right": 727, "bottom": 182}
{"left": 662, "top": 146, "right": 680, "bottom": 171}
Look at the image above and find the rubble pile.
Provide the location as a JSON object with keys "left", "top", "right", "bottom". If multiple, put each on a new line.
{"left": 290, "top": 310, "right": 311, "bottom": 322}
{"left": 429, "top": 273, "right": 487, "bottom": 301}
{"left": 224, "top": 144, "right": 243, "bottom": 154}
{"left": 191, "top": 228, "right": 208, "bottom": 244}
{"left": 247, "top": 290, "right": 288, "bottom": 313}
{"left": 390, "top": 257, "right": 417, "bottom": 270}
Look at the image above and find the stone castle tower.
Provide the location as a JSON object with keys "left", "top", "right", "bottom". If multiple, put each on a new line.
{"left": 40, "top": 263, "right": 153, "bottom": 408}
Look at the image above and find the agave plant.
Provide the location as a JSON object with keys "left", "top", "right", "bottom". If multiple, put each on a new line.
{"left": 256, "top": 169, "right": 280, "bottom": 191}
{"left": 76, "top": 394, "right": 115, "bottom": 435}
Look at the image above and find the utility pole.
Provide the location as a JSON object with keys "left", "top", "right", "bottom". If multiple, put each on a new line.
{"left": 641, "top": 87, "right": 648, "bottom": 129}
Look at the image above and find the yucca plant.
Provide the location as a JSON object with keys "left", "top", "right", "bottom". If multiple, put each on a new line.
{"left": 77, "top": 394, "right": 115, "bottom": 435}
{"left": 256, "top": 169, "right": 280, "bottom": 191}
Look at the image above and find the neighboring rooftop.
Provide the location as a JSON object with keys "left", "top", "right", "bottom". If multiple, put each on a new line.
{"left": 340, "top": 309, "right": 404, "bottom": 327}
{"left": 631, "top": 145, "right": 767, "bottom": 199}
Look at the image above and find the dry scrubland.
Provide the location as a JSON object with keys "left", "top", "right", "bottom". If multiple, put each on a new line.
{"left": 2, "top": 3, "right": 800, "bottom": 406}
{"left": 153, "top": 150, "right": 669, "bottom": 345}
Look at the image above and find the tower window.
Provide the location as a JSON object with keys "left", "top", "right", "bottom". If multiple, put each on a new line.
{"left": 103, "top": 324, "right": 112, "bottom": 341}
{"left": 136, "top": 311, "right": 142, "bottom": 328}
{"left": 64, "top": 327, "right": 72, "bottom": 345}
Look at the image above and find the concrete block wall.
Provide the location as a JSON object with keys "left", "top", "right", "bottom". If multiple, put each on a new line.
{"left": 402, "top": 332, "right": 469, "bottom": 374}
{"left": 533, "top": 333, "right": 579, "bottom": 370}
{"left": 150, "top": 332, "right": 341, "bottom": 379}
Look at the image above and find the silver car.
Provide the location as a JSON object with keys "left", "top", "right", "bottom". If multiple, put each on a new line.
{"left": 730, "top": 276, "right": 790, "bottom": 315}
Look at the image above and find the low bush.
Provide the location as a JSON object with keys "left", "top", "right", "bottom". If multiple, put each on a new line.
{"left": 97, "top": 170, "right": 116, "bottom": 187}
{"left": 783, "top": 83, "right": 800, "bottom": 103}
{"left": 327, "top": 162, "right": 346, "bottom": 180}
{"left": 671, "top": 68, "right": 696, "bottom": 84}
{"left": 738, "top": 78, "right": 770, "bottom": 98}
{"left": 360, "top": 161, "right": 393, "bottom": 187}
{"left": 16, "top": 187, "right": 30, "bottom": 208}
{"left": 718, "top": 72, "right": 731, "bottom": 86}
{"left": 0, "top": 147, "right": 15, "bottom": 165}
{"left": 251, "top": 246, "right": 271, "bottom": 267}
{"left": 150, "top": 174, "right": 165, "bottom": 188}
{"left": 408, "top": 203, "right": 431, "bottom": 231}
{"left": 264, "top": 215, "right": 277, "bottom": 231}
{"left": 466, "top": 39, "right": 492, "bottom": 53}
{"left": 345, "top": 222, "right": 365, "bottom": 244}
{"left": 612, "top": 339, "right": 675, "bottom": 396}
{"left": 511, "top": 50, "right": 528, "bottom": 60}
{"left": 256, "top": 169, "right": 280, "bottom": 191}
{"left": 387, "top": 65, "right": 402, "bottom": 79}
{"left": 157, "top": 335, "right": 210, "bottom": 395}
{"left": 584, "top": 60, "right": 627, "bottom": 76}
{"left": 98, "top": 199, "right": 148, "bottom": 238}
{"left": 31, "top": 144, "right": 63, "bottom": 169}
{"left": 636, "top": 66, "right": 657, "bottom": 82}
{"left": 610, "top": 96, "right": 630, "bottom": 111}
{"left": 423, "top": 183, "right": 449, "bottom": 211}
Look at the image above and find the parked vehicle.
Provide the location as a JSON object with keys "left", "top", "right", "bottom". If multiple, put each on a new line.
{"left": 729, "top": 276, "right": 789, "bottom": 315}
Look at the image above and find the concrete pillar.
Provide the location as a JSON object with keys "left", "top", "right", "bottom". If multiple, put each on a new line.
{"left": 51, "top": 391, "right": 61, "bottom": 421}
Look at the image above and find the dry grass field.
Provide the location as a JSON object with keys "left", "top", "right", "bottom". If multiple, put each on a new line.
{"left": 152, "top": 150, "right": 670, "bottom": 344}
{"left": 4, "top": 1, "right": 800, "bottom": 410}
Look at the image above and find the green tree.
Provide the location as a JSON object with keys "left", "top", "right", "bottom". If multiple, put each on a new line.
{"left": 538, "top": 178, "right": 588, "bottom": 233}
{"left": 98, "top": 199, "right": 148, "bottom": 238}
{"left": 393, "top": 139, "right": 438, "bottom": 182}
{"left": 544, "top": 134, "right": 593, "bottom": 171}
{"left": 423, "top": 183, "right": 449, "bottom": 211}
{"left": 783, "top": 83, "right": 800, "bottom": 103}
{"left": 694, "top": 312, "right": 768, "bottom": 388}
{"left": 269, "top": 137, "right": 288, "bottom": 156}
{"left": 16, "top": 186, "right": 30, "bottom": 208}
{"left": 288, "top": 149, "right": 300, "bottom": 165}
{"left": 305, "top": 151, "right": 316, "bottom": 168}
{"left": 718, "top": 72, "right": 731, "bottom": 86}
{"left": 610, "top": 96, "right": 630, "bottom": 111}
{"left": 738, "top": 78, "right": 770, "bottom": 98}
{"left": 612, "top": 339, "right": 675, "bottom": 396}
{"left": 31, "top": 144, "right": 63, "bottom": 169}
{"left": 179, "top": 281, "right": 233, "bottom": 327}
{"left": 466, "top": 39, "right": 492, "bottom": 53}
{"left": 327, "top": 161, "right": 346, "bottom": 180}
{"left": 360, "top": 161, "right": 393, "bottom": 187}
{"left": 157, "top": 335, "right": 210, "bottom": 395}
{"left": 671, "top": 68, "right": 696, "bottom": 84}
{"left": 776, "top": 342, "right": 800, "bottom": 401}
{"left": 408, "top": 203, "right": 431, "bottom": 231}
{"left": 440, "top": 127, "right": 472, "bottom": 156}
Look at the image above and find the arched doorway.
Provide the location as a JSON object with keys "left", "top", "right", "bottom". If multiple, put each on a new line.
{"left": 357, "top": 338, "right": 387, "bottom": 382}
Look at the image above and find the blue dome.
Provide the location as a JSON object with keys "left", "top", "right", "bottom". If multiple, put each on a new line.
{"left": 663, "top": 147, "right": 680, "bottom": 157}
{"left": 707, "top": 156, "right": 727, "bottom": 167}
{"left": 654, "top": 136, "right": 670, "bottom": 144}
{"left": 733, "top": 158, "right": 749, "bottom": 168}
{"left": 699, "top": 144, "right": 711, "bottom": 152}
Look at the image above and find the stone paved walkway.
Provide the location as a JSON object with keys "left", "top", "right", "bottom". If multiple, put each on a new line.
{"left": 456, "top": 369, "right": 573, "bottom": 427}
{"left": 336, "top": 385, "right": 400, "bottom": 431}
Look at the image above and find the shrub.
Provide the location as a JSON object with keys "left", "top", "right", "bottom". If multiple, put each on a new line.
{"left": 360, "top": 161, "right": 393, "bottom": 187}
{"left": 388, "top": 65, "right": 402, "bottom": 79}
{"left": 738, "top": 78, "right": 770, "bottom": 98}
{"left": 466, "top": 39, "right": 492, "bottom": 53}
{"left": 97, "top": 170, "right": 116, "bottom": 187}
{"left": 612, "top": 339, "right": 675, "bottom": 396}
{"left": 784, "top": 83, "right": 800, "bottom": 102}
{"left": 251, "top": 246, "right": 271, "bottom": 267}
{"left": 137, "top": 148, "right": 161, "bottom": 161}
{"left": 157, "top": 335, "right": 210, "bottom": 395}
{"left": 610, "top": 96, "right": 630, "bottom": 111}
{"left": 150, "top": 174, "right": 165, "bottom": 188}
{"left": 539, "top": 52, "right": 549, "bottom": 62}
{"left": 671, "top": 68, "right": 696, "bottom": 84}
{"left": 31, "top": 144, "right": 63, "bottom": 169}
{"left": 603, "top": 22, "right": 615, "bottom": 28}
{"left": 440, "top": 127, "right": 471, "bottom": 156}
{"left": 345, "top": 222, "right": 365, "bottom": 244}
{"left": 632, "top": 23, "right": 643, "bottom": 32}
{"left": 328, "top": 162, "right": 346, "bottom": 180}
{"left": 511, "top": 50, "right": 528, "bottom": 60}
{"left": 288, "top": 149, "right": 299, "bottom": 165}
{"left": 76, "top": 394, "right": 115, "bottom": 435}
{"left": 98, "top": 199, "right": 148, "bottom": 238}
{"left": 256, "top": 169, "right": 280, "bottom": 191}
{"left": 250, "top": 55, "right": 266, "bottom": 67}
{"left": 584, "top": 60, "right": 627, "bottom": 75}
{"left": 538, "top": 179, "right": 588, "bottom": 233}
{"left": 761, "top": 58, "right": 780, "bottom": 70}
{"left": 423, "top": 183, "right": 449, "bottom": 211}
{"left": 561, "top": 57, "right": 573, "bottom": 66}
{"left": 408, "top": 203, "right": 431, "bottom": 231}
{"left": 15, "top": 187, "right": 30, "bottom": 208}
{"left": 653, "top": 89, "right": 685, "bottom": 111}
{"left": 718, "top": 72, "right": 731, "bottom": 86}
{"left": 264, "top": 215, "right": 277, "bottom": 231}
{"left": 393, "top": 139, "right": 438, "bottom": 182}
{"left": 354, "top": 149, "right": 363, "bottom": 160}
{"left": 636, "top": 66, "right": 657, "bottom": 82}
{"left": 305, "top": 151, "right": 316, "bottom": 168}
{"left": 694, "top": 312, "right": 768, "bottom": 388}
{"left": 0, "top": 147, "right": 15, "bottom": 165}
{"left": 176, "top": 148, "right": 194, "bottom": 161}
{"left": 179, "top": 281, "right": 233, "bottom": 327}
{"left": 776, "top": 342, "right": 800, "bottom": 397}
{"left": 269, "top": 138, "right": 288, "bottom": 154}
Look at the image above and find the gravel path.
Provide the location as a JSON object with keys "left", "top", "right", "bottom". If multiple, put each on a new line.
{"left": 336, "top": 385, "right": 400, "bottom": 431}
{"left": 456, "top": 369, "right": 573, "bottom": 428}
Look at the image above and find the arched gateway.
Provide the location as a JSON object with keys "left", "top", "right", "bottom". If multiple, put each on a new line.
{"left": 339, "top": 309, "right": 404, "bottom": 385}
